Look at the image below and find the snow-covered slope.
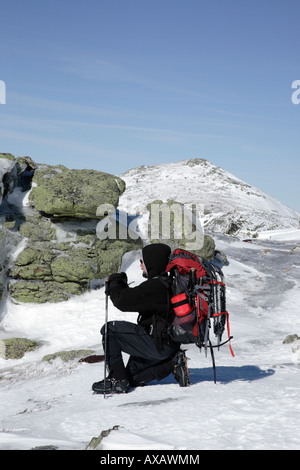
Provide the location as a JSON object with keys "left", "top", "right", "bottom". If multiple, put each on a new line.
{"left": 0, "top": 232, "right": 299, "bottom": 451}
{"left": 119, "top": 159, "right": 300, "bottom": 236}
{"left": 0, "top": 158, "right": 299, "bottom": 451}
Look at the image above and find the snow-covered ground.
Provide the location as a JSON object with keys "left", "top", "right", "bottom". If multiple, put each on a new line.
{"left": 0, "top": 229, "right": 299, "bottom": 451}
{"left": 0, "top": 157, "right": 299, "bottom": 451}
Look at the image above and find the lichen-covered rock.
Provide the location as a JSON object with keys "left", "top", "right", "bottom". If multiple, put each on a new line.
{"left": 146, "top": 199, "right": 216, "bottom": 259}
{"left": 0, "top": 337, "right": 40, "bottom": 359}
{"left": 42, "top": 349, "right": 95, "bottom": 363}
{"left": 9, "top": 233, "right": 141, "bottom": 302}
{"left": 29, "top": 165, "right": 126, "bottom": 219}
{"left": 86, "top": 426, "right": 120, "bottom": 450}
{"left": 0, "top": 153, "right": 16, "bottom": 161}
{"left": 10, "top": 244, "right": 54, "bottom": 280}
{"left": 1, "top": 158, "right": 142, "bottom": 303}
{"left": 31, "top": 445, "right": 58, "bottom": 450}
{"left": 0, "top": 227, "right": 22, "bottom": 307}
{"left": 8, "top": 279, "right": 86, "bottom": 303}
{"left": 50, "top": 255, "right": 97, "bottom": 283}
{"left": 19, "top": 214, "right": 56, "bottom": 242}
{"left": 283, "top": 334, "right": 299, "bottom": 344}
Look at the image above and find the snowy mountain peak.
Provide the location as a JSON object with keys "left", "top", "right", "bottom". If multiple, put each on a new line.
{"left": 120, "top": 158, "right": 300, "bottom": 236}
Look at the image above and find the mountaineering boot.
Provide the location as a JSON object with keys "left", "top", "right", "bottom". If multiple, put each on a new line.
{"left": 92, "top": 377, "right": 131, "bottom": 394}
{"left": 172, "top": 350, "right": 190, "bottom": 387}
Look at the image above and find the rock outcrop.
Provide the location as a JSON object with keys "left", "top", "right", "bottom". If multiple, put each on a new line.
{"left": 0, "top": 337, "right": 41, "bottom": 359}
{"left": 0, "top": 154, "right": 142, "bottom": 304}
{"left": 29, "top": 164, "right": 125, "bottom": 219}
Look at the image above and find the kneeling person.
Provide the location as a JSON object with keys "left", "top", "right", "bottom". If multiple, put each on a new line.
{"left": 92, "top": 243, "right": 189, "bottom": 394}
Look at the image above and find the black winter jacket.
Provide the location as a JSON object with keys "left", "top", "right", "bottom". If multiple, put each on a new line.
{"left": 108, "top": 243, "right": 175, "bottom": 350}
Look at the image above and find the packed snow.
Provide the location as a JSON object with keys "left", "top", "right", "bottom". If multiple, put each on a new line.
{"left": 0, "top": 231, "right": 299, "bottom": 451}
{"left": 0, "top": 158, "right": 299, "bottom": 451}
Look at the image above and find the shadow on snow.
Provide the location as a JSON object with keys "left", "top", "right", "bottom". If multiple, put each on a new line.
{"left": 188, "top": 365, "right": 275, "bottom": 384}
{"left": 152, "top": 364, "right": 275, "bottom": 386}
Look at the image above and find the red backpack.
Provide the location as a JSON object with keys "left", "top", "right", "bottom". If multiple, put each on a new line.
{"left": 165, "top": 249, "right": 234, "bottom": 382}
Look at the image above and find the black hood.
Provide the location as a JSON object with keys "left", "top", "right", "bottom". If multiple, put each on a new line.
{"left": 142, "top": 243, "right": 171, "bottom": 279}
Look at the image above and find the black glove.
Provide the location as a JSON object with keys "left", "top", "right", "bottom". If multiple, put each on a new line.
{"left": 105, "top": 272, "right": 128, "bottom": 295}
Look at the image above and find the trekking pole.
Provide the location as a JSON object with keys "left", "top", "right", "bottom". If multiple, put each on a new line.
{"left": 190, "top": 268, "right": 202, "bottom": 349}
{"left": 103, "top": 277, "right": 109, "bottom": 399}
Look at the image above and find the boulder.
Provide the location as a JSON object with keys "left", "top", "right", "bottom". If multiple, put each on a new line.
{"left": 86, "top": 426, "right": 120, "bottom": 450}
{"left": 0, "top": 157, "right": 142, "bottom": 303}
{"left": 8, "top": 279, "right": 85, "bottom": 303}
{"left": 29, "top": 164, "right": 126, "bottom": 219}
{"left": 9, "top": 228, "right": 141, "bottom": 303}
{"left": 283, "top": 334, "right": 299, "bottom": 344}
{"left": 0, "top": 337, "right": 41, "bottom": 359}
{"left": 146, "top": 199, "right": 216, "bottom": 259}
{"left": 0, "top": 154, "right": 36, "bottom": 202}
{"left": 42, "top": 349, "right": 95, "bottom": 363}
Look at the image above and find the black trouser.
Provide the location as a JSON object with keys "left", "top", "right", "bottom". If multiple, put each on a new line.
{"left": 100, "top": 321, "right": 178, "bottom": 386}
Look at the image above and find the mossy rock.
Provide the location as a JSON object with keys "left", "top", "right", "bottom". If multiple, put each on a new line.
{"left": 8, "top": 280, "right": 85, "bottom": 303}
{"left": 9, "top": 237, "right": 141, "bottom": 303}
{"left": 86, "top": 426, "right": 120, "bottom": 450}
{"left": 283, "top": 334, "right": 299, "bottom": 344}
{"left": 2, "top": 159, "right": 141, "bottom": 304}
{"left": 0, "top": 153, "right": 16, "bottom": 161}
{"left": 146, "top": 199, "right": 215, "bottom": 259}
{"left": 19, "top": 214, "right": 56, "bottom": 242}
{"left": 42, "top": 349, "right": 95, "bottom": 363}
{"left": 0, "top": 337, "right": 41, "bottom": 359}
{"left": 50, "top": 255, "right": 97, "bottom": 283}
{"left": 29, "top": 165, "right": 126, "bottom": 219}
{"left": 194, "top": 233, "right": 216, "bottom": 260}
{"left": 11, "top": 246, "right": 54, "bottom": 280}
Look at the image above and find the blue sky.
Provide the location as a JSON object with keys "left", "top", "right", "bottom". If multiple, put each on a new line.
{"left": 1, "top": 0, "right": 300, "bottom": 212}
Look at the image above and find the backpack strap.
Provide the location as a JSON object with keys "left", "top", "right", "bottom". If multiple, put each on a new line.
{"left": 144, "top": 273, "right": 174, "bottom": 351}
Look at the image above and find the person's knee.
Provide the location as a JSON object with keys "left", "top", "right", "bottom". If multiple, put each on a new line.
{"left": 100, "top": 320, "right": 120, "bottom": 336}
{"left": 100, "top": 324, "right": 105, "bottom": 335}
{"left": 100, "top": 321, "right": 113, "bottom": 336}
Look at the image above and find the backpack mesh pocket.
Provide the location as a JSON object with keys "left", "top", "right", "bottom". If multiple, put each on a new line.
{"left": 168, "top": 301, "right": 197, "bottom": 344}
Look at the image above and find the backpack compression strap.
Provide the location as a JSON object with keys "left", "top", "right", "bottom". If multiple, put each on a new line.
{"left": 212, "top": 310, "right": 234, "bottom": 357}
